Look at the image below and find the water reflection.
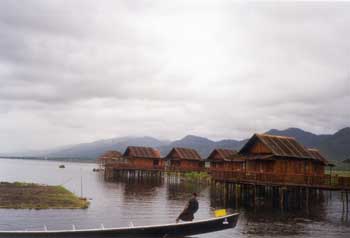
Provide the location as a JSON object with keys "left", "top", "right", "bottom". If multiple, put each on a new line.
{"left": 167, "top": 180, "right": 207, "bottom": 201}
{"left": 207, "top": 183, "right": 349, "bottom": 237}
{"left": 123, "top": 180, "right": 163, "bottom": 200}
{"left": 0, "top": 159, "right": 349, "bottom": 238}
{"left": 209, "top": 183, "right": 330, "bottom": 211}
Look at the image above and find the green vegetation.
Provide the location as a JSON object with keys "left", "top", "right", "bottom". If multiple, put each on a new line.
{"left": 326, "top": 170, "right": 350, "bottom": 177}
{"left": 182, "top": 172, "right": 210, "bottom": 182}
{"left": 0, "top": 182, "right": 89, "bottom": 209}
{"left": 165, "top": 171, "right": 211, "bottom": 182}
{"left": 327, "top": 160, "right": 350, "bottom": 173}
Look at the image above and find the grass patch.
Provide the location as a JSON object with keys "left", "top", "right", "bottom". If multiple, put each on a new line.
{"left": 182, "top": 172, "right": 210, "bottom": 182}
{"left": 0, "top": 182, "right": 89, "bottom": 209}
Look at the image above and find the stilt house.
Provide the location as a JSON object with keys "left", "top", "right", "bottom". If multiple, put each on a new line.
{"left": 123, "top": 146, "right": 163, "bottom": 170}
{"left": 164, "top": 147, "right": 203, "bottom": 172}
{"left": 239, "top": 134, "right": 330, "bottom": 181}
{"left": 97, "top": 150, "right": 123, "bottom": 166}
{"left": 206, "top": 149, "right": 245, "bottom": 172}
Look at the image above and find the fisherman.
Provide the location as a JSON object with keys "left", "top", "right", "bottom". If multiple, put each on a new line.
{"left": 176, "top": 193, "right": 199, "bottom": 223}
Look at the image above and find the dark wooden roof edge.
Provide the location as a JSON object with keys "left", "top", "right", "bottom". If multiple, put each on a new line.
{"left": 307, "top": 148, "right": 332, "bottom": 166}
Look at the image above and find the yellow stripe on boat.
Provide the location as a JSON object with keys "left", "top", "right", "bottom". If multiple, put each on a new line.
{"left": 214, "top": 209, "right": 227, "bottom": 217}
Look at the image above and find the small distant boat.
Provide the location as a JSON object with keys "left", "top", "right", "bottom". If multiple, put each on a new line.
{"left": 59, "top": 165, "right": 65, "bottom": 169}
{"left": 0, "top": 213, "right": 239, "bottom": 237}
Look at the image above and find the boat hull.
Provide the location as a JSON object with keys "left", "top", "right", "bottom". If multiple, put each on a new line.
{"left": 0, "top": 213, "right": 239, "bottom": 238}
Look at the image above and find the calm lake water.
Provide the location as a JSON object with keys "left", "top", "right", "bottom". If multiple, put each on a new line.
{"left": 0, "top": 158, "right": 349, "bottom": 237}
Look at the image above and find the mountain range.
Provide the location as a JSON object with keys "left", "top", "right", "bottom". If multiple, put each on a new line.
{"left": 265, "top": 127, "right": 350, "bottom": 162}
{"left": 4, "top": 127, "right": 350, "bottom": 162}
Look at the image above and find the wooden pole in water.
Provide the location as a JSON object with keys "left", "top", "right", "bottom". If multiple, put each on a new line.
{"left": 80, "top": 173, "right": 83, "bottom": 198}
{"left": 224, "top": 183, "right": 228, "bottom": 208}
{"left": 253, "top": 185, "right": 257, "bottom": 208}
{"left": 342, "top": 191, "right": 345, "bottom": 213}
{"left": 279, "top": 187, "right": 284, "bottom": 210}
{"left": 305, "top": 188, "right": 308, "bottom": 210}
{"left": 235, "top": 184, "right": 239, "bottom": 208}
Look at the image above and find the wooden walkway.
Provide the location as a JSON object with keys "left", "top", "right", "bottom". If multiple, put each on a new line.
{"left": 103, "top": 162, "right": 350, "bottom": 191}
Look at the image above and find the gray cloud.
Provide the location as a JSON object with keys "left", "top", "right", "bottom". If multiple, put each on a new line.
{"left": 0, "top": 0, "right": 349, "bottom": 152}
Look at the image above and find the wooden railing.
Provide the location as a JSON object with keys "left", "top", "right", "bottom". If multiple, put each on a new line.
{"left": 210, "top": 169, "right": 350, "bottom": 189}
{"left": 104, "top": 163, "right": 350, "bottom": 189}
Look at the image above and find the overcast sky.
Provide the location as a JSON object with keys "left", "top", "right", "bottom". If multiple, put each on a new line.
{"left": 0, "top": 0, "right": 349, "bottom": 153}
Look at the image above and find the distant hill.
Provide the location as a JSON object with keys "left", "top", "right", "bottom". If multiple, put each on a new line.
{"left": 266, "top": 127, "right": 350, "bottom": 161}
{"left": 44, "top": 134, "right": 245, "bottom": 159}
{"left": 45, "top": 136, "right": 169, "bottom": 160}
{"left": 318, "top": 127, "right": 350, "bottom": 162}
{"left": 265, "top": 128, "right": 330, "bottom": 148}
{"left": 3, "top": 127, "right": 350, "bottom": 161}
{"left": 158, "top": 135, "right": 246, "bottom": 157}
{"left": 8, "top": 135, "right": 246, "bottom": 160}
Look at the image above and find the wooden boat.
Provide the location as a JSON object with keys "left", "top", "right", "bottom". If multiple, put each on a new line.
{"left": 0, "top": 213, "right": 239, "bottom": 238}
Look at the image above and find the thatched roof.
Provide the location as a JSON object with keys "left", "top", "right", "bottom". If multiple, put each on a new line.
{"left": 98, "top": 150, "right": 122, "bottom": 161}
{"left": 240, "top": 133, "right": 313, "bottom": 159}
{"left": 207, "top": 149, "right": 239, "bottom": 161}
{"left": 123, "top": 146, "right": 161, "bottom": 159}
{"left": 308, "top": 148, "right": 331, "bottom": 166}
{"left": 165, "top": 147, "right": 202, "bottom": 161}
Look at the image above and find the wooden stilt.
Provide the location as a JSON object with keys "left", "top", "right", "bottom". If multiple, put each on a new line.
{"left": 279, "top": 187, "right": 284, "bottom": 210}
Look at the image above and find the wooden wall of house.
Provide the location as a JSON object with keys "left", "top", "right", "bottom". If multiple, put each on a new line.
{"left": 170, "top": 159, "right": 202, "bottom": 171}
{"left": 210, "top": 161, "right": 224, "bottom": 170}
{"left": 210, "top": 161, "right": 245, "bottom": 172}
{"left": 246, "top": 160, "right": 274, "bottom": 173}
{"left": 183, "top": 160, "right": 202, "bottom": 170}
{"left": 273, "top": 160, "right": 305, "bottom": 175}
{"left": 223, "top": 162, "right": 244, "bottom": 171}
{"left": 246, "top": 160, "right": 256, "bottom": 173}
{"left": 301, "top": 160, "right": 325, "bottom": 176}
{"left": 128, "top": 157, "right": 164, "bottom": 169}
{"left": 246, "top": 158, "right": 325, "bottom": 177}
{"left": 311, "top": 163, "right": 325, "bottom": 176}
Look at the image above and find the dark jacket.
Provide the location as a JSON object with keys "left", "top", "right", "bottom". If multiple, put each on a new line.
{"left": 177, "top": 197, "right": 199, "bottom": 221}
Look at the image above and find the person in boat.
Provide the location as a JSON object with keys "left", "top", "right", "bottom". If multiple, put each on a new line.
{"left": 176, "top": 193, "right": 199, "bottom": 223}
